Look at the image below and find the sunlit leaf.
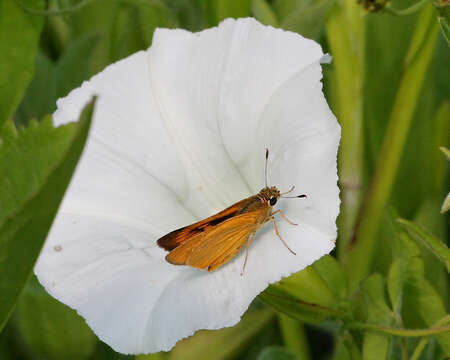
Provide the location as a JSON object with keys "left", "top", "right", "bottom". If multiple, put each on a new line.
{"left": 387, "top": 259, "right": 406, "bottom": 313}
{"left": 0, "top": 98, "right": 94, "bottom": 332}
{"left": 15, "top": 276, "right": 96, "bottom": 359}
{"left": 314, "top": 255, "right": 347, "bottom": 300}
{"left": 360, "top": 274, "right": 394, "bottom": 360}
{"left": 403, "top": 257, "right": 450, "bottom": 355}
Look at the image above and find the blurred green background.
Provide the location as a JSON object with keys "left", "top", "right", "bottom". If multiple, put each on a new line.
{"left": 0, "top": 0, "right": 449, "bottom": 359}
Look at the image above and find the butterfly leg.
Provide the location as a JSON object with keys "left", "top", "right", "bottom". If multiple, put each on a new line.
{"left": 241, "top": 232, "right": 256, "bottom": 276}
{"left": 271, "top": 216, "right": 296, "bottom": 255}
{"left": 271, "top": 209, "right": 298, "bottom": 226}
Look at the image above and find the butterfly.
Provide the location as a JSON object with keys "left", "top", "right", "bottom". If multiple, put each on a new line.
{"left": 157, "top": 149, "right": 306, "bottom": 274}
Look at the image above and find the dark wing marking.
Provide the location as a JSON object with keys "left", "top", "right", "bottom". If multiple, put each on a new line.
{"left": 157, "top": 196, "right": 257, "bottom": 251}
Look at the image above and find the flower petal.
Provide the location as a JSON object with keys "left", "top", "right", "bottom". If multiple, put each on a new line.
{"left": 149, "top": 18, "right": 324, "bottom": 203}
{"left": 35, "top": 213, "right": 181, "bottom": 354}
{"left": 52, "top": 51, "right": 203, "bottom": 230}
{"left": 35, "top": 18, "right": 340, "bottom": 355}
{"left": 252, "top": 62, "right": 341, "bottom": 239}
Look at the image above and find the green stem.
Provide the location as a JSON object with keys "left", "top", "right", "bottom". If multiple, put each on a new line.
{"left": 400, "top": 338, "right": 408, "bottom": 360}
{"left": 410, "top": 315, "right": 450, "bottom": 360}
{"left": 386, "top": 0, "right": 432, "bottom": 16}
{"left": 45, "top": 0, "right": 71, "bottom": 56}
{"left": 278, "top": 314, "right": 311, "bottom": 360}
{"left": 348, "top": 322, "right": 450, "bottom": 337}
{"left": 13, "top": 0, "right": 95, "bottom": 16}
{"left": 410, "top": 337, "right": 428, "bottom": 360}
{"left": 346, "top": 6, "right": 439, "bottom": 293}
{"left": 325, "top": 0, "right": 365, "bottom": 262}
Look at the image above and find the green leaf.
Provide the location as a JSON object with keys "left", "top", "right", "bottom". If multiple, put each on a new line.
{"left": 114, "top": 0, "right": 179, "bottom": 58}
{"left": 360, "top": 274, "right": 394, "bottom": 360}
{"left": 387, "top": 259, "right": 406, "bottom": 314}
{"left": 257, "top": 346, "right": 299, "bottom": 360}
{"left": 215, "top": 0, "right": 251, "bottom": 21}
{"left": 260, "top": 287, "right": 341, "bottom": 324}
{"left": 64, "top": 0, "right": 120, "bottom": 73}
{"left": 0, "top": 98, "right": 95, "bottom": 332}
{"left": 403, "top": 257, "right": 450, "bottom": 355}
{"left": 252, "top": 0, "right": 279, "bottom": 27}
{"left": 333, "top": 334, "right": 362, "bottom": 360}
{"left": 16, "top": 34, "right": 100, "bottom": 127}
{"left": 260, "top": 265, "right": 341, "bottom": 323}
{"left": 110, "top": 3, "right": 146, "bottom": 62}
{"left": 268, "top": 265, "right": 337, "bottom": 307}
{"left": 281, "top": 0, "right": 335, "bottom": 40}
{"left": 15, "top": 52, "right": 55, "bottom": 126}
{"left": 169, "top": 307, "right": 275, "bottom": 360}
{"left": 164, "top": 0, "right": 206, "bottom": 31}
{"left": 15, "top": 276, "right": 96, "bottom": 359}
{"left": 133, "top": 0, "right": 178, "bottom": 46}
{"left": 0, "top": 0, "right": 45, "bottom": 128}
{"left": 51, "top": 33, "right": 99, "bottom": 103}
{"left": 313, "top": 255, "right": 347, "bottom": 300}
{"left": 397, "top": 218, "right": 450, "bottom": 273}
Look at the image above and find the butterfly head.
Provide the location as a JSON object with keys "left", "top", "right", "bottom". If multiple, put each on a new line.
{"left": 259, "top": 186, "right": 280, "bottom": 207}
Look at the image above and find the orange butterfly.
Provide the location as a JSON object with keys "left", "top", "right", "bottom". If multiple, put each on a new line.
{"left": 157, "top": 149, "right": 306, "bottom": 274}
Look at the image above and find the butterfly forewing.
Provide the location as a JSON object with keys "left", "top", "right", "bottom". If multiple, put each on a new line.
{"left": 157, "top": 196, "right": 261, "bottom": 251}
{"left": 165, "top": 211, "right": 264, "bottom": 271}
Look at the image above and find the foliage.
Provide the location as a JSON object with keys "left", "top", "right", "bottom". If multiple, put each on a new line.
{"left": 0, "top": 0, "right": 448, "bottom": 359}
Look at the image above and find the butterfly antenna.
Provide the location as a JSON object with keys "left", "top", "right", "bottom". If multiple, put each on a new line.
{"left": 264, "top": 148, "right": 269, "bottom": 187}
{"left": 280, "top": 185, "right": 295, "bottom": 196}
{"left": 282, "top": 194, "right": 307, "bottom": 199}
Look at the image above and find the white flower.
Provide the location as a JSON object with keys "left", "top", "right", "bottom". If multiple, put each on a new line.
{"left": 35, "top": 18, "right": 340, "bottom": 354}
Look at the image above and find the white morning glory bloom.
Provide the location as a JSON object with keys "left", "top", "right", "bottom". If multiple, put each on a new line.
{"left": 35, "top": 18, "right": 340, "bottom": 354}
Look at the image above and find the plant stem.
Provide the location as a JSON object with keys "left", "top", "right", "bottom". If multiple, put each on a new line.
{"left": 42, "top": 0, "right": 71, "bottom": 58}
{"left": 326, "top": 0, "right": 365, "bottom": 262}
{"left": 410, "top": 337, "right": 428, "bottom": 360}
{"left": 386, "top": 0, "right": 432, "bottom": 16}
{"left": 348, "top": 322, "right": 450, "bottom": 337}
{"left": 13, "top": 0, "right": 95, "bottom": 16}
{"left": 278, "top": 314, "right": 311, "bottom": 360}
{"left": 346, "top": 5, "right": 439, "bottom": 293}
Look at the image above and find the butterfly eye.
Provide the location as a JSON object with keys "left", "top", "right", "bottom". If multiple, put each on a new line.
{"left": 269, "top": 197, "right": 277, "bottom": 206}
